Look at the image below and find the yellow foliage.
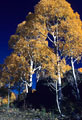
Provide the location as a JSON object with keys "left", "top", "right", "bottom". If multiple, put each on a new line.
{"left": 6, "top": 0, "right": 82, "bottom": 84}
{"left": 2, "top": 52, "right": 29, "bottom": 85}
{"left": 32, "top": 89, "right": 36, "bottom": 93}
{"left": 11, "top": 92, "right": 16, "bottom": 102}
{"left": 8, "top": 35, "right": 19, "bottom": 48}
{"left": 18, "top": 21, "right": 26, "bottom": 28}
{"left": 34, "top": 0, "right": 82, "bottom": 59}
{"left": 2, "top": 98, "right": 8, "bottom": 104}
{"left": 78, "top": 68, "right": 82, "bottom": 73}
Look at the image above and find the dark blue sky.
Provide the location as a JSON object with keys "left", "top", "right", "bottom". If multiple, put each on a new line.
{"left": 0, "top": 0, "right": 82, "bottom": 67}
{"left": 0, "top": 0, "right": 39, "bottom": 64}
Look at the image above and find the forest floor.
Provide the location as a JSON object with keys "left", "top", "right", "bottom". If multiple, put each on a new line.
{"left": 0, "top": 102, "right": 82, "bottom": 120}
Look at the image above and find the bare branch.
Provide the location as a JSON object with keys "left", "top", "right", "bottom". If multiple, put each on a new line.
{"left": 47, "top": 35, "right": 54, "bottom": 44}
{"left": 74, "top": 56, "right": 81, "bottom": 63}
{"left": 33, "top": 66, "right": 41, "bottom": 72}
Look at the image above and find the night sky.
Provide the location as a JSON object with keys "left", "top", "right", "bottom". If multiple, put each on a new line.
{"left": 0, "top": 0, "right": 82, "bottom": 68}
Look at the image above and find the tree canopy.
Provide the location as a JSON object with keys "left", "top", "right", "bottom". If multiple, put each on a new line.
{"left": 0, "top": 0, "right": 82, "bottom": 113}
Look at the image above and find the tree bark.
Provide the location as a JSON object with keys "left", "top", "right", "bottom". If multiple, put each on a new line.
{"left": 29, "top": 59, "right": 33, "bottom": 87}
{"left": 57, "top": 65, "right": 62, "bottom": 103}
{"left": 57, "top": 53, "right": 62, "bottom": 108}
{"left": 56, "top": 22, "right": 62, "bottom": 110}
{"left": 56, "top": 81, "right": 61, "bottom": 114}
{"left": 37, "top": 71, "right": 40, "bottom": 82}
{"left": 53, "top": 22, "right": 62, "bottom": 114}
{"left": 25, "top": 83, "right": 28, "bottom": 93}
{"left": 71, "top": 57, "right": 80, "bottom": 100}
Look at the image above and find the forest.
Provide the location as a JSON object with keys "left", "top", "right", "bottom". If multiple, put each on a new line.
{"left": 0, "top": 0, "right": 82, "bottom": 119}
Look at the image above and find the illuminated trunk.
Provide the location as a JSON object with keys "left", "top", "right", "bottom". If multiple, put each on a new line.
{"left": 57, "top": 63, "right": 62, "bottom": 103}
{"left": 29, "top": 59, "right": 33, "bottom": 87}
{"left": 71, "top": 57, "right": 80, "bottom": 100}
{"left": 57, "top": 52, "right": 62, "bottom": 114}
{"left": 56, "top": 81, "right": 61, "bottom": 114}
{"left": 56, "top": 22, "right": 62, "bottom": 114}
{"left": 25, "top": 83, "right": 28, "bottom": 93}
{"left": 37, "top": 72, "right": 40, "bottom": 82}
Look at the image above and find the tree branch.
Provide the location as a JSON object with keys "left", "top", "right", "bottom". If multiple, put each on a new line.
{"left": 74, "top": 56, "right": 81, "bottom": 63}
{"left": 47, "top": 35, "right": 54, "bottom": 44}
{"left": 33, "top": 66, "right": 41, "bottom": 72}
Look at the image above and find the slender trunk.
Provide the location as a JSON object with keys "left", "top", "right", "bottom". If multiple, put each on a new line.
{"left": 25, "top": 83, "right": 28, "bottom": 93}
{"left": 57, "top": 53, "right": 62, "bottom": 106}
{"left": 57, "top": 64, "right": 62, "bottom": 103}
{"left": 37, "top": 72, "right": 40, "bottom": 82}
{"left": 56, "top": 81, "right": 61, "bottom": 114}
{"left": 56, "top": 22, "right": 62, "bottom": 108}
{"left": 23, "top": 83, "right": 28, "bottom": 109}
{"left": 8, "top": 82, "right": 10, "bottom": 109}
{"left": 53, "top": 22, "right": 62, "bottom": 114}
{"left": 29, "top": 59, "right": 33, "bottom": 87}
{"left": 71, "top": 57, "right": 80, "bottom": 100}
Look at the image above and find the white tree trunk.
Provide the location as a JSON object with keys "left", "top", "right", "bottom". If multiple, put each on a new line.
{"left": 36, "top": 72, "right": 40, "bottom": 82}
{"left": 57, "top": 55, "right": 62, "bottom": 104}
{"left": 55, "top": 22, "right": 62, "bottom": 114}
{"left": 71, "top": 56, "right": 80, "bottom": 100}
{"left": 56, "top": 27, "right": 62, "bottom": 106}
{"left": 25, "top": 83, "right": 28, "bottom": 93}
{"left": 56, "top": 81, "right": 61, "bottom": 114}
{"left": 29, "top": 59, "right": 33, "bottom": 87}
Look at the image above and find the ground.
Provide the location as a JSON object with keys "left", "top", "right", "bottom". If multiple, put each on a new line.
{"left": 0, "top": 102, "right": 82, "bottom": 120}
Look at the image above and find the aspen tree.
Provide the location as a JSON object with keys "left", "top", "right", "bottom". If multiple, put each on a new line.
{"left": 2, "top": 53, "right": 29, "bottom": 104}
{"left": 34, "top": 0, "right": 82, "bottom": 112}
{"left": 8, "top": 0, "right": 76, "bottom": 113}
